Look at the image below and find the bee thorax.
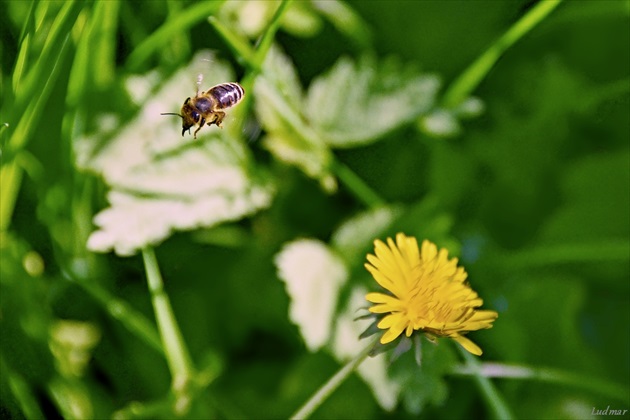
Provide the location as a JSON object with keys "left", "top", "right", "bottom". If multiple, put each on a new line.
{"left": 193, "top": 96, "right": 214, "bottom": 113}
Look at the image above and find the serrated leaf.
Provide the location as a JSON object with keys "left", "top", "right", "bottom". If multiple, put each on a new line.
{"left": 281, "top": 1, "right": 323, "bottom": 37}
{"left": 390, "top": 336, "right": 456, "bottom": 414}
{"left": 217, "top": 1, "right": 323, "bottom": 39}
{"left": 275, "top": 239, "right": 348, "bottom": 351}
{"left": 259, "top": 44, "right": 305, "bottom": 111}
{"left": 305, "top": 56, "right": 440, "bottom": 147}
{"left": 82, "top": 52, "right": 273, "bottom": 256}
{"left": 418, "top": 108, "right": 462, "bottom": 138}
{"left": 254, "top": 46, "right": 335, "bottom": 191}
{"left": 312, "top": 0, "right": 372, "bottom": 48}
{"left": 331, "top": 205, "right": 403, "bottom": 265}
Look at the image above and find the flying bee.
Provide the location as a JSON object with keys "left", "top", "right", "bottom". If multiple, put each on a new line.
{"left": 162, "top": 81, "right": 245, "bottom": 139}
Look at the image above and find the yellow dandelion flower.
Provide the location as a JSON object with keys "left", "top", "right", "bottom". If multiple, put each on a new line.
{"left": 365, "top": 233, "right": 498, "bottom": 356}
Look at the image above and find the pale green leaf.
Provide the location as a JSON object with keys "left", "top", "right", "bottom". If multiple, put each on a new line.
{"left": 82, "top": 52, "right": 273, "bottom": 256}
{"left": 312, "top": 0, "right": 372, "bottom": 48}
{"left": 275, "top": 239, "right": 348, "bottom": 351}
{"left": 331, "top": 205, "right": 403, "bottom": 265}
{"left": 305, "top": 56, "right": 440, "bottom": 147}
{"left": 257, "top": 44, "right": 305, "bottom": 117}
{"left": 217, "top": 0, "right": 322, "bottom": 39}
{"left": 418, "top": 109, "right": 462, "bottom": 139}
{"left": 254, "top": 46, "right": 335, "bottom": 191}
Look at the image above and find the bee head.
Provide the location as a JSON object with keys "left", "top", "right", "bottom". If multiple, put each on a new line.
{"left": 161, "top": 97, "right": 201, "bottom": 136}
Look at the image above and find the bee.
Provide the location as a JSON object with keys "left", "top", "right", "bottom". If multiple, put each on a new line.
{"left": 162, "top": 81, "right": 245, "bottom": 139}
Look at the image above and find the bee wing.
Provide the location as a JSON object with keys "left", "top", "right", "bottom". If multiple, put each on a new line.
{"left": 196, "top": 73, "right": 203, "bottom": 95}
{"left": 189, "top": 51, "right": 218, "bottom": 93}
{"left": 186, "top": 50, "right": 237, "bottom": 95}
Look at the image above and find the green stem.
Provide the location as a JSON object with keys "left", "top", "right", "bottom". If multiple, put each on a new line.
{"left": 450, "top": 362, "right": 630, "bottom": 403}
{"left": 1, "top": 0, "right": 82, "bottom": 232}
{"left": 124, "top": 1, "right": 224, "bottom": 71}
{"left": 209, "top": 0, "right": 383, "bottom": 211}
{"left": 0, "top": 163, "right": 23, "bottom": 232}
{"left": 209, "top": 0, "right": 292, "bottom": 73}
{"left": 503, "top": 240, "right": 630, "bottom": 269}
{"left": 215, "top": 0, "right": 292, "bottom": 100}
{"left": 252, "top": 0, "right": 292, "bottom": 67}
{"left": 457, "top": 346, "right": 514, "bottom": 420}
{"left": 208, "top": 16, "right": 256, "bottom": 68}
{"left": 73, "top": 277, "right": 164, "bottom": 354}
{"left": 0, "top": 356, "right": 45, "bottom": 419}
{"left": 290, "top": 338, "right": 377, "bottom": 420}
{"left": 330, "top": 158, "right": 386, "bottom": 209}
{"left": 441, "top": 0, "right": 563, "bottom": 108}
{"left": 209, "top": 0, "right": 292, "bottom": 159}
{"left": 142, "top": 247, "right": 195, "bottom": 389}
{"left": 1, "top": 34, "right": 74, "bottom": 231}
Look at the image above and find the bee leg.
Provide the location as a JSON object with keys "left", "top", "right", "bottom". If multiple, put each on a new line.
{"left": 193, "top": 118, "right": 205, "bottom": 139}
{"left": 205, "top": 113, "right": 218, "bottom": 126}
{"left": 213, "top": 111, "right": 226, "bottom": 128}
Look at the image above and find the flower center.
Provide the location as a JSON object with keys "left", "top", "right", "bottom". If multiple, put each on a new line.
{"left": 402, "top": 264, "right": 468, "bottom": 331}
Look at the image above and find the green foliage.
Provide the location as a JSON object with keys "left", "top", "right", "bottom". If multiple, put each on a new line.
{"left": 305, "top": 56, "right": 439, "bottom": 146}
{"left": 79, "top": 53, "right": 273, "bottom": 256}
{"left": 390, "top": 338, "right": 457, "bottom": 415}
{"left": 1, "top": 0, "right": 628, "bottom": 419}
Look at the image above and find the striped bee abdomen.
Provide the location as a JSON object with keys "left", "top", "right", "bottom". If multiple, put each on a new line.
{"left": 207, "top": 82, "right": 245, "bottom": 109}
{"left": 163, "top": 81, "right": 246, "bottom": 139}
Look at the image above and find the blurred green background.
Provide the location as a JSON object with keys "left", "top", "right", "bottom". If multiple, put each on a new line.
{"left": 1, "top": 0, "right": 628, "bottom": 419}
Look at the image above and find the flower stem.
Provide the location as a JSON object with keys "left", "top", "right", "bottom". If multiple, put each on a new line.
{"left": 0, "top": 356, "right": 45, "bottom": 419}
{"left": 502, "top": 240, "right": 630, "bottom": 269}
{"left": 142, "top": 247, "right": 195, "bottom": 389}
{"left": 290, "top": 339, "right": 377, "bottom": 419}
{"left": 441, "top": 0, "right": 563, "bottom": 108}
{"left": 74, "top": 276, "right": 164, "bottom": 354}
{"left": 457, "top": 346, "right": 515, "bottom": 420}
{"left": 450, "top": 362, "right": 630, "bottom": 403}
{"left": 330, "top": 158, "right": 386, "bottom": 209}
{"left": 253, "top": 0, "right": 293, "bottom": 67}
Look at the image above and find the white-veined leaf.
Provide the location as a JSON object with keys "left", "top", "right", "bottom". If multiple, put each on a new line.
{"left": 217, "top": 1, "right": 323, "bottom": 39}
{"left": 81, "top": 52, "right": 273, "bottom": 256}
{"left": 331, "top": 205, "right": 403, "bottom": 265}
{"left": 254, "top": 46, "right": 336, "bottom": 191}
{"left": 305, "top": 56, "right": 440, "bottom": 147}
{"left": 275, "top": 238, "right": 348, "bottom": 351}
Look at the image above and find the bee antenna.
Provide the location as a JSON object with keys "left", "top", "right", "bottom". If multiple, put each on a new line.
{"left": 161, "top": 112, "right": 183, "bottom": 118}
